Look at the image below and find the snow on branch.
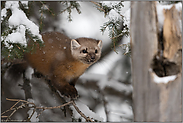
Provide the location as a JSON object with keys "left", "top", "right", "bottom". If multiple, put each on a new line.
{"left": 1, "top": 1, "right": 43, "bottom": 49}
{"left": 71, "top": 101, "right": 103, "bottom": 122}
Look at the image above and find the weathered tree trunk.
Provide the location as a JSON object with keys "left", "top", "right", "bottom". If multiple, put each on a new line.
{"left": 130, "top": 1, "right": 182, "bottom": 122}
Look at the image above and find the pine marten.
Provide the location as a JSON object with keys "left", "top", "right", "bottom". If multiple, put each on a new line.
{"left": 5, "top": 32, "right": 102, "bottom": 99}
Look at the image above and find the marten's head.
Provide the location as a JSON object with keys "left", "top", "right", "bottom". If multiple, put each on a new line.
{"left": 71, "top": 38, "right": 102, "bottom": 64}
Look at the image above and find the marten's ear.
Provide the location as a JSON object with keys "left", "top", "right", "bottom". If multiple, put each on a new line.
{"left": 97, "top": 40, "right": 102, "bottom": 49}
{"left": 71, "top": 39, "right": 81, "bottom": 50}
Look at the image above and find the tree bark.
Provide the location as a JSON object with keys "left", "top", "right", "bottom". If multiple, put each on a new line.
{"left": 130, "top": 1, "right": 182, "bottom": 122}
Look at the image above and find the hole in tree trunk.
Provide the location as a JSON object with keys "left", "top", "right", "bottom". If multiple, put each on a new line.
{"left": 151, "top": 54, "right": 181, "bottom": 77}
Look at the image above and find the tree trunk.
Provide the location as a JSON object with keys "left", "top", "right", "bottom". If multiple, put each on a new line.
{"left": 130, "top": 1, "right": 182, "bottom": 122}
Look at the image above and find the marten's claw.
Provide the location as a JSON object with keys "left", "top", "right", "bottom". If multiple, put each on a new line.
{"left": 60, "top": 85, "right": 78, "bottom": 99}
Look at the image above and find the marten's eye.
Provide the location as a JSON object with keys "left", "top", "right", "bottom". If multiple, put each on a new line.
{"left": 95, "top": 49, "right": 98, "bottom": 53}
{"left": 82, "top": 49, "right": 88, "bottom": 53}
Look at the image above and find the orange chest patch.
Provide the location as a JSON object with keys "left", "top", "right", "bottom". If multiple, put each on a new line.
{"left": 63, "top": 61, "right": 90, "bottom": 80}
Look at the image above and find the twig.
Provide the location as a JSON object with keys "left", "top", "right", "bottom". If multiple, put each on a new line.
{"left": 36, "top": 101, "right": 73, "bottom": 110}
{"left": 1, "top": 107, "right": 15, "bottom": 116}
{"left": 72, "top": 101, "right": 94, "bottom": 122}
{"left": 60, "top": 6, "right": 71, "bottom": 14}
{"left": 1, "top": 100, "right": 25, "bottom": 116}
{"left": 35, "top": 101, "right": 73, "bottom": 119}
{"left": 10, "top": 100, "right": 21, "bottom": 110}
{"left": 1, "top": 98, "right": 36, "bottom": 119}
{"left": 6, "top": 110, "right": 16, "bottom": 122}
{"left": 5, "top": 103, "right": 25, "bottom": 122}
{"left": 16, "top": 44, "right": 25, "bottom": 52}
{"left": 2, "top": 98, "right": 73, "bottom": 120}
{"left": 27, "top": 108, "right": 37, "bottom": 121}
{"left": 5, "top": 98, "right": 72, "bottom": 110}
{"left": 2, "top": 98, "right": 96, "bottom": 122}
{"left": 6, "top": 98, "right": 35, "bottom": 106}
{"left": 112, "top": 26, "right": 117, "bottom": 53}
{"left": 44, "top": 79, "right": 73, "bottom": 117}
{"left": 90, "top": 1, "right": 105, "bottom": 12}
{"left": 111, "top": 33, "right": 123, "bottom": 40}
{"left": 40, "top": 1, "right": 55, "bottom": 16}
{"left": 36, "top": 109, "right": 45, "bottom": 118}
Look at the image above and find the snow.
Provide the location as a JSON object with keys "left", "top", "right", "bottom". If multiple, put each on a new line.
{"left": 77, "top": 72, "right": 133, "bottom": 122}
{"left": 109, "top": 101, "right": 133, "bottom": 121}
{"left": 87, "top": 36, "right": 130, "bottom": 76}
{"left": 27, "top": 98, "right": 35, "bottom": 103}
{"left": 58, "top": 1, "right": 130, "bottom": 47}
{"left": 1, "top": 8, "right": 7, "bottom": 21}
{"left": 27, "top": 108, "right": 39, "bottom": 122}
{"left": 123, "top": 8, "right": 130, "bottom": 28}
{"left": 152, "top": 72, "right": 177, "bottom": 84}
{"left": 102, "top": 1, "right": 121, "bottom": 7}
{"left": 25, "top": 67, "right": 34, "bottom": 80}
{"left": 102, "top": 1, "right": 130, "bottom": 22}
{"left": 101, "top": 1, "right": 121, "bottom": 19}
{"left": 4, "top": 25, "right": 26, "bottom": 49}
{"left": 20, "top": 1, "right": 28, "bottom": 6}
{"left": 58, "top": 2, "right": 109, "bottom": 45}
{"left": 80, "top": 73, "right": 132, "bottom": 94}
{"left": 27, "top": 99, "right": 39, "bottom": 122}
{"left": 87, "top": 52, "right": 120, "bottom": 75}
{"left": 95, "top": 104, "right": 106, "bottom": 121}
{"left": 2, "top": 1, "right": 42, "bottom": 48}
{"left": 71, "top": 100, "right": 104, "bottom": 121}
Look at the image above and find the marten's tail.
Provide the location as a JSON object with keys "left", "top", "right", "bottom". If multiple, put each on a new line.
{"left": 4, "top": 62, "right": 30, "bottom": 82}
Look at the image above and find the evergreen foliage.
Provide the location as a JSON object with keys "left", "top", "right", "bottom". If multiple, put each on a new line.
{"left": 60, "top": 1, "right": 81, "bottom": 21}
{"left": 92, "top": 1, "right": 129, "bottom": 51}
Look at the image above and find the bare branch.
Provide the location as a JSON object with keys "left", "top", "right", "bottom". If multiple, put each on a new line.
{"left": 2, "top": 98, "right": 98, "bottom": 122}
{"left": 40, "top": 1, "right": 55, "bottom": 16}
{"left": 90, "top": 1, "right": 105, "bottom": 12}
{"left": 10, "top": 100, "right": 21, "bottom": 110}
{"left": 36, "top": 101, "right": 73, "bottom": 110}
{"left": 72, "top": 100, "right": 94, "bottom": 122}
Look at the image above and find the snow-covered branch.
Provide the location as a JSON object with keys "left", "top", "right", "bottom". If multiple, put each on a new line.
{"left": 1, "top": 1, "right": 42, "bottom": 49}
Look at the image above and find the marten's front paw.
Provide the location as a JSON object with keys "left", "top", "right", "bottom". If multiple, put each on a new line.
{"left": 60, "top": 85, "right": 78, "bottom": 99}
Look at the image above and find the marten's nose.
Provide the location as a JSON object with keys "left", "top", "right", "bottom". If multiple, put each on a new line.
{"left": 91, "top": 55, "right": 95, "bottom": 60}
{"left": 90, "top": 53, "right": 95, "bottom": 60}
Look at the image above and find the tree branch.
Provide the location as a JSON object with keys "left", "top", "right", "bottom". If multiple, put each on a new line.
{"left": 1, "top": 98, "right": 96, "bottom": 122}
{"left": 72, "top": 100, "right": 94, "bottom": 122}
